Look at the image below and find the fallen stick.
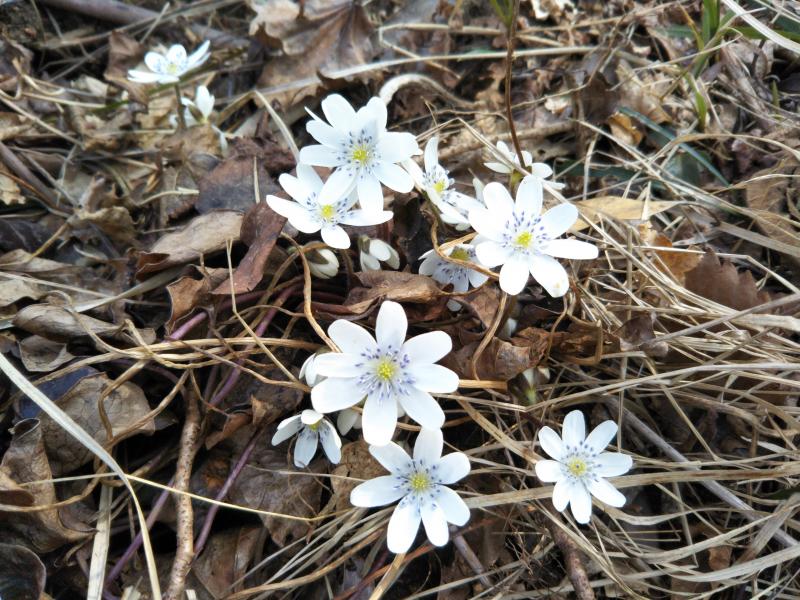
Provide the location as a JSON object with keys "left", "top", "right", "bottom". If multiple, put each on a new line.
{"left": 37, "top": 0, "right": 248, "bottom": 47}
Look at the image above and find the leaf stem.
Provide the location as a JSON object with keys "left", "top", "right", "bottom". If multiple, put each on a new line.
{"left": 173, "top": 83, "right": 187, "bottom": 130}
{"left": 504, "top": 0, "right": 524, "bottom": 163}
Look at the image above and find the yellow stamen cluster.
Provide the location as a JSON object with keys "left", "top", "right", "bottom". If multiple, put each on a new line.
{"left": 308, "top": 421, "right": 320, "bottom": 432}
{"left": 566, "top": 457, "right": 588, "bottom": 477}
{"left": 433, "top": 180, "right": 447, "bottom": 195}
{"left": 513, "top": 231, "right": 533, "bottom": 249}
{"left": 375, "top": 359, "right": 396, "bottom": 381}
{"left": 319, "top": 204, "right": 335, "bottom": 221}
{"left": 351, "top": 146, "right": 369, "bottom": 164}
{"left": 409, "top": 472, "right": 430, "bottom": 492}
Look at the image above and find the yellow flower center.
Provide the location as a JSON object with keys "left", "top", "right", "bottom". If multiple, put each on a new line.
{"left": 514, "top": 231, "right": 533, "bottom": 249}
{"left": 409, "top": 472, "right": 430, "bottom": 492}
{"left": 165, "top": 62, "right": 181, "bottom": 75}
{"left": 351, "top": 145, "right": 369, "bottom": 165}
{"left": 308, "top": 421, "right": 320, "bottom": 432}
{"left": 433, "top": 180, "right": 447, "bottom": 195}
{"left": 375, "top": 359, "right": 396, "bottom": 382}
{"left": 319, "top": 204, "right": 335, "bottom": 221}
{"left": 566, "top": 457, "right": 588, "bottom": 477}
{"left": 449, "top": 247, "right": 470, "bottom": 262}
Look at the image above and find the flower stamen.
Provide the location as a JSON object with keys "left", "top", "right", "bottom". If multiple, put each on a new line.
{"left": 513, "top": 231, "right": 533, "bottom": 249}
{"left": 409, "top": 471, "right": 430, "bottom": 493}
{"left": 351, "top": 145, "right": 369, "bottom": 165}
{"left": 319, "top": 204, "right": 335, "bottom": 221}
{"left": 375, "top": 359, "right": 397, "bottom": 382}
{"left": 567, "top": 456, "right": 588, "bottom": 477}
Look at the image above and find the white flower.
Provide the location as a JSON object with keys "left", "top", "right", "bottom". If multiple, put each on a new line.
{"left": 181, "top": 85, "right": 214, "bottom": 126}
{"left": 468, "top": 176, "right": 598, "bottom": 296}
{"left": 418, "top": 244, "right": 488, "bottom": 311}
{"left": 271, "top": 409, "right": 342, "bottom": 468}
{"left": 405, "top": 137, "right": 484, "bottom": 230}
{"left": 300, "top": 94, "right": 419, "bottom": 213}
{"left": 350, "top": 428, "right": 470, "bottom": 553}
{"left": 267, "top": 165, "right": 392, "bottom": 250}
{"left": 128, "top": 41, "right": 210, "bottom": 84}
{"left": 311, "top": 301, "right": 458, "bottom": 446}
{"left": 307, "top": 248, "right": 340, "bottom": 279}
{"left": 484, "top": 141, "right": 565, "bottom": 190}
{"left": 337, "top": 408, "right": 362, "bottom": 435}
{"left": 359, "top": 236, "right": 400, "bottom": 271}
{"left": 535, "top": 410, "right": 632, "bottom": 524}
{"left": 300, "top": 351, "right": 326, "bottom": 385}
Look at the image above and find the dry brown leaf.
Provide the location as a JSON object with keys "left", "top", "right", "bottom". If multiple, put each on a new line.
{"left": 571, "top": 196, "right": 678, "bottom": 232}
{"left": 211, "top": 201, "right": 286, "bottom": 295}
{"left": 189, "top": 527, "right": 261, "bottom": 598}
{"left": 136, "top": 210, "right": 244, "bottom": 278}
{"left": 444, "top": 328, "right": 550, "bottom": 381}
{"left": 0, "top": 420, "right": 87, "bottom": 552}
{"left": 330, "top": 441, "right": 385, "bottom": 512}
{"left": 608, "top": 112, "right": 644, "bottom": 146}
{"left": 0, "top": 39, "right": 32, "bottom": 92}
{"left": 38, "top": 372, "right": 155, "bottom": 475}
{"left": 744, "top": 162, "right": 800, "bottom": 268}
{"left": 166, "top": 267, "right": 229, "bottom": 333}
{"left": 684, "top": 251, "right": 771, "bottom": 311}
{"left": 638, "top": 224, "right": 702, "bottom": 285}
{"left": 0, "top": 470, "right": 34, "bottom": 506}
{"left": 13, "top": 303, "right": 154, "bottom": 344}
{"left": 614, "top": 314, "right": 668, "bottom": 358}
{"left": 0, "top": 543, "right": 47, "bottom": 599}
{"left": 0, "top": 167, "right": 23, "bottom": 205}
{"left": 0, "top": 277, "right": 44, "bottom": 307}
{"left": 103, "top": 31, "right": 148, "bottom": 105}
{"left": 69, "top": 206, "right": 137, "bottom": 245}
{"left": 250, "top": 0, "right": 376, "bottom": 106}
{"left": 18, "top": 335, "right": 74, "bottom": 373}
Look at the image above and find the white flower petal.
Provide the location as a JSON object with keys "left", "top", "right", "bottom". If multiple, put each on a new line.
{"left": 294, "top": 429, "right": 318, "bottom": 468}
{"left": 378, "top": 132, "right": 419, "bottom": 163}
{"left": 368, "top": 239, "right": 393, "bottom": 261}
{"left": 538, "top": 426, "right": 564, "bottom": 460}
{"left": 421, "top": 500, "right": 449, "bottom": 546}
{"left": 322, "top": 168, "right": 358, "bottom": 202}
{"left": 278, "top": 171, "right": 312, "bottom": 203}
{"left": 482, "top": 182, "right": 515, "bottom": 215}
{"left": 413, "top": 428, "right": 443, "bottom": 465}
{"left": 370, "top": 441, "right": 412, "bottom": 474}
{"left": 321, "top": 93, "right": 357, "bottom": 132}
{"left": 468, "top": 208, "right": 504, "bottom": 241}
{"left": 321, "top": 224, "right": 351, "bottom": 249}
{"left": 144, "top": 51, "right": 166, "bottom": 74}
{"left": 360, "top": 251, "right": 381, "bottom": 271}
{"left": 584, "top": 420, "right": 617, "bottom": 454}
{"left": 475, "top": 240, "right": 511, "bottom": 268}
{"left": 403, "top": 158, "right": 425, "bottom": 188}
{"left": 398, "top": 387, "right": 444, "bottom": 431}
{"left": 337, "top": 408, "right": 359, "bottom": 434}
{"left": 589, "top": 477, "right": 626, "bottom": 508}
{"left": 424, "top": 137, "right": 439, "bottom": 172}
{"left": 387, "top": 501, "right": 421, "bottom": 553}
{"left": 301, "top": 409, "right": 323, "bottom": 425}
{"left": 319, "top": 421, "right": 342, "bottom": 463}
{"left": 562, "top": 410, "right": 586, "bottom": 449}
{"left": 195, "top": 85, "right": 213, "bottom": 116}
{"left": 299, "top": 144, "right": 341, "bottom": 168}
{"left": 570, "top": 484, "right": 593, "bottom": 524}
{"left": 364, "top": 96, "right": 388, "bottom": 131}
{"left": 529, "top": 253, "right": 569, "bottom": 297}
{"left": 468, "top": 269, "right": 489, "bottom": 288}
{"left": 529, "top": 162, "right": 553, "bottom": 179}
{"left": 312, "top": 352, "right": 363, "bottom": 378}
{"left": 499, "top": 256, "right": 530, "bottom": 295}
{"left": 484, "top": 161, "right": 512, "bottom": 174}
{"left": 307, "top": 118, "right": 343, "bottom": 147}
{"left": 375, "top": 300, "right": 407, "bottom": 350}
{"left": 357, "top": 175, "right": 384, "bottom": 213}
{"left": 541, "top": 239, "right": 599, "bottom": 260}
{"left": 128, "top": 70, "right": 165, "bottom": 83}
{"left": 374, "top": 162, "right": 414, "bottom": 193}
{"left": 435, "top": 452, "right": 470, "bottom": 484}
{"left": 409, "top": 364, "right": 459, "bottom": 393}
{"left": 265, "top": 196, "right": 318, "bottom": 233}
{"left": 341, "top": 209, "right": 393, "bottom": 227}
{"left": 541, "top": 203, "right": 579, "bottom": 238}
{"left": 516, "top": 175, "right": 543, "bottom": 215}
{"left": 166, "top": 44, "right": 187, "bottom": 67}
{"left": 552, "top": 478, "right": 573, "bottom": 512}
{"left": 595, "top": 452, "right": 633, "bottom": 477}
{"left": 350, "top": 475, "right": 406, "bottom": 507}
{"left": 436, "top": 486, "right": 470, "bottom": 526}
{"left": 186, "top": 40, "right": 210, "bottom": 68}
{"left": 534, "top": 459, "right": 563, "bottom": 483}
{"left": 401, "top": 331, "right": 452, "bottom": 365}
{"left": 328, "top": 319, "right": 377, "bottom": 355}
{"left": 271, "top": 415, "right": 302, "bottom": 445}
{"left": 362, "top": 395, "right": 398, "bottom": 446}
{"left": 311, "top": 377, "right": 362, "bottom": 412}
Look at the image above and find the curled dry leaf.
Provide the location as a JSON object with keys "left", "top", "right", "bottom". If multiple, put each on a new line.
{"left": 135, "top": 210, "right": 244, "bottom": 278}
{"left": 0, "top": 167, "right": 23, "bottom": 205}
{"left": 330, "top": 441, "right": 386, "bottom": 512}
{"left": 334, "top": 271, "right": 445, "bottom": 318}
{"left": 570, "top": 196, "right": 678, "bottom": 232}
{"left": 18, "top": 335, "right": 74, "bottom": 373}
{"left": 0, "top": 420, "right": 86, "bottom": 552}
{"left": 0, "top": 543, "right": 47, "bottom": 600}
{"left": 0, "top": 470, "right": 35, "bottom": 506}
{"left": 166, "top": 267, "right": 229, "bottom": 333}
{"left": 614, "top": 314, "right": 668, "bottom": 358}
{"left": 249, "top": 0, "right": 376, "bottom": 105}
{"left": 190, "top": 527, "right": 261, "bottom": 598}
{"left": 684, "top": 251, "right": 771, "bottom": 312}
{"left": 211, "top": 201, "right": 287, "bottom": 295}
{"left": 69, "top": 206, "right": 137, "bottom": 245}
{"left": 0, "top": 277, "right": 45, "bottom": 308}
{"left": 38, "top": 372, "right": 156, "bottom": 475}
{"left": 638, "top": 223, "right": 702, "bottom": 285}
{"left": 0, "top": 39, "right": 32, "bottom": 92}
{"left": 444, "top": 327, "right": 550, "bottom": 381}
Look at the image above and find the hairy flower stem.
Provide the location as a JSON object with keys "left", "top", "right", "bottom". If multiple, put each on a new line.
{"left": 173, "top": 84, "right": 187, "bottom": 130}
{"left": 503, "top": 0, "right": 524, "bottom": 164}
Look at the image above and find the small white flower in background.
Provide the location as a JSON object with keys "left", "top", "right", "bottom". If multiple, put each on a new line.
{"left": 469, "top": 176, "right": 598, "bottom": 296}
{"left": 418, "top": 244, "right": 488, "bottom": 311}
{"left": 181, "top": 85, "right": 214, "bottom": 126}
{"left": 351, "top": 428, "right": 470, "bottom": 553}
{"left": 128, "top": 41, "right": 210, "bottom": 84}
{"left": 358, "top": 236, "right": 400, "bottom": 271}
{"left": 300, "top": 94, "right": 419, "bottom": 213}
{"left": 306, "top": 248, "right": 340, "bottom": 279}
{"left": 271, "top": 409, "right": 342, "bottom": 468}
{"left": 535, "top": 410, "right": 632, "bottom": 524}
{"left": 311, "top": 300, "right": 459, "bottom": 446}
{"left": 267, "top": 165, "right": 393, "bottom": 250}
{"left": 484, "top": 141, "right": 565, "bottom": 190}
{"left": 300, "top": 351, "right": 327, "bottom": 385}
{"left": 337, "top": 407, "right": 362, "bottom": 435}
{"left": 404, "top": 137, "right": 484, "bottom": 230}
